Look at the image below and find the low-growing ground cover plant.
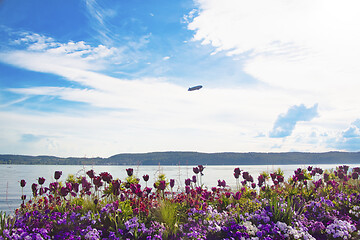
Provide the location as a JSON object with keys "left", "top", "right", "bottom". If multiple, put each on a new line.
{"left": 1, "top": 165, "right": 360, "bottom": 239}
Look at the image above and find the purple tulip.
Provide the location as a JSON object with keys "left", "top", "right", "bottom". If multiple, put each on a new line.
{"left": 192, "top": 175, "right": 197, "bottom": 183}
{"left": 38, "top": 177, "right": 45, "bottom": 185}
{"left": 32, "top": 183, "right": 38, "bottom": 196}
{"left": 100, "top": 172, "right": 113, "bottom": 183}
{"left": 158, "top": 180, "right": 166, "bottom": 191}
{"left": 21, "top": 195, "right": 26, "bottom": 201}
{"left": 185, "top": 178, "right": 191, "bottom": 186}
{"left": 86, "top": 170, "right": 95, "bottom": 179}
{"left": 185, "top": 186, "right": 190, "bottom": 194}
{"left": 20, "top": 179, "right": 26, "bottom": 188}
{"left": 234, "top": 168, "right": 241, "bottom": 176}
{"left": 233, "top": 191, "right": 241, "bottom": 200}
{"left": 170, "top": 179, "right": 175, "bottom": 188}
{"left": 126, "top": 168, "right": 133, "bottom": 177}
{"left": 251, "top": 183, "right": 256, "bottom": 189}
{"left": 143, "top": 174, "right": 149, "bottom": 182}
{"left": 198, "top": 165, "right": 204, "bottom": 172}
{"left": 54, "top": 171, "right": 62, "bottom": 180}
{"left": 93, "top": 176, "right": 103, "bottom": 188}
{"left": 352, "top": 172, "right": 359, "bottom": 180}
{"left": 60, "top": 187, "right": 69, "bottom": 197}
{"left": 193, "top": 167, "right": 199, "bottom": 174}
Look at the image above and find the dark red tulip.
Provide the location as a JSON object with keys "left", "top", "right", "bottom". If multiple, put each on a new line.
{"left": 86, "top": 170, "right": 95, "bottom": 179}
{"left": 38, "top": 177, "right": 45, "bottom": 185}
{"left": 185, "top": 186, "right": 190, "bottom": 194}
{"left": 198, "top": 165, "right": 204, "bottom": 172}
{"left": 54, "top": 171, "right": 62, "bottom": 180}
{"left": 100, "top": 172, "right": 113, "bottom": 183}
{"left": 193, "top": 167, "right": 199, "bottom": 174}
{"left": 307, "top": 166, "right": 313, "bottom": 172}
{"left": 21, "top": 195, "right": 26, "bottom": 201}
{"left": 60, "top": 187, "right": 69, "bottom": 197}
{"left": 93, "top": 176, "right": 103, "bottom": 188}
{"left": 72, "top": 182, "right": 79, "bottom": 193}
{"left": 185, "top": 178, "right": 191, "bottom": 186}
{"left": 234, "top": 172, "right": 240, "bottom": 179}
{"left": 170, "top": 179, "right": 175, "bottom": 188}
{"left": 234, "top": 168, "right": 241, "bottom": 176}
{"left": 126, "top": 168, "right": 133, "bottom": 177}
{"left": 20, "top": 179, "right": 26, "bottom": 188}
{"left": 352, "top": 172, "right": 359, "bottom": 180}
{"left": 143, "top": 174, "right": 149, "bottom": 182}
{"left": 251, "top": 183, "right": 256, "bottom": 189}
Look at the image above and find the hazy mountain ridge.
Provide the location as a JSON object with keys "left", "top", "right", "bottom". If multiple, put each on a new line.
{"left": 0, "top": 151, "right": 360, "bottom": 165}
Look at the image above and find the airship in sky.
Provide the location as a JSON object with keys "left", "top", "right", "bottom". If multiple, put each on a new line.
{"left": 188, "top": 85, "right": 203, "bottom": 91}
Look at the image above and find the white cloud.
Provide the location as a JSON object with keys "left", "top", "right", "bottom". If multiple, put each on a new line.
{"left": 186, "top": 0, "right": 360, "bottom": 151}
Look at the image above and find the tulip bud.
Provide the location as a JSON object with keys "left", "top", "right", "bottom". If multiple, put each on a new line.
{"left": 170, "top": 179, "right": 175, "bottom": 188}
{"left": 126, "top": 168, "right": 133, "bottom": 177}
{"left": 20, "top": 179, "right": 26, "bottom": 188}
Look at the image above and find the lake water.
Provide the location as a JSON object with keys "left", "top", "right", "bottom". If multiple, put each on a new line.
{"left": 1, "top": 164, "right": 358, "bottom": 213}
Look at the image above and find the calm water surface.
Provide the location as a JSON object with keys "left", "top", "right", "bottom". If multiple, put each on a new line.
{"left": 1, "top": 164, "right": 358, "bottom": 213}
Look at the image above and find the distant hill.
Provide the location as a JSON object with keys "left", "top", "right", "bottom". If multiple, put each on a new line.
{"left": 0, "top": 151, "right": 360, "bottom": 165}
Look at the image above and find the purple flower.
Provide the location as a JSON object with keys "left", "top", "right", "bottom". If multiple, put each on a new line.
{"left": 198, "top": 165, "right": 204, "bottom": 172}
{"left": 126, "top": 168, "right": 133, "bottom": 177}
{"left": 185, "top": 178, "right": 191, "bottom": 186}
{"left": 20, "top": 179, "right": 26, "bottom": 188}
{"left": 32, "top": 183, "right": 38, "bottom": 196}
{"left": 170, "top": 179, "right": 175, "bottom": 188}
{"left": 193, "top": 167, "right": 199, "bottom": 174}
{"left": 143, "top": 174, "right": 149, "bottom": 182}
{"left": 38, "top": 177, "right": 45, "bottom": 185}
{"left": 60, "top": 187, "right": 69, "bottom": 197}
{"left": 158, "top": 180, "right": 166, "bottom": 191}
{"left": 86, "top": 169, "right": 95, "bottom": 178}
{"left": 352, "top": 172, "right": 359, "bottom": 180}
{"left": 100, "top": 172, "right": 113, "bottom": 183}
{"left": 192, "top": 175, "right": 197, "bottom": 183}
{"left": 93, "top": 176, "right": 103, "bottom": 188}
{"left": 54, "top": 171, "right": 62, "bottom": 180}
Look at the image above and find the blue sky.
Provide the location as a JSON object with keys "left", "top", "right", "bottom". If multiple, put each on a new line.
{"left": 1, "top": 0, "right": 360, "bottom": 157}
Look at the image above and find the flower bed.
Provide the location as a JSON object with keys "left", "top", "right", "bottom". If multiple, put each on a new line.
{"left": 1, "top": 165, "right": 360, "bottom": 239}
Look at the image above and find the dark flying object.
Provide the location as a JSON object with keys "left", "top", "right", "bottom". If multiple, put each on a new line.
{"left": 188, "top": 85, "right": 203, "bottom": 91}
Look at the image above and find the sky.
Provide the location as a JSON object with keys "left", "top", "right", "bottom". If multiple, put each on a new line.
{"left": 1, "top": 0, "right": 360, "bottom": 157}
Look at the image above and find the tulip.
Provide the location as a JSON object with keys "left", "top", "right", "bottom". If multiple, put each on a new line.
{"left": 185, "top": 178, "right": 191, "bottom": 186}
{"left": 159, "top": 180, "right": 166, "bottom": 191}
{"left": 193, "top": 167, "right": 199, "bottom": 174}
{"left": 143, "top": 174, "right": 149, "bottom": 182}
{"left": 38, "top": 177, "right": 45, "bottom": 185}
{"left": 21, "top": 195, "right": 26, "bottom": 201}
{"left": 20, "top": 179, "right": 26, "bottom": 188}
{"left": 198, "top": 165, "right": 204, "bottom": 172}
{"left": 100, "top": 172, "right": 113, "bottom": 183}
{"left": 126, "top": 168, "right": 133, "bottom": 177}
{"left": 93, "top": 176, "right": 103, "bottom": 188}
{"left": 352, "top": 172, "right": 359, "bottom": 180}
{"left": 86, "top": 170, "right": 95, "bottom": 179}
{"left": 251, "top": 183, "right": 256, "bottom": 189}
{"left": 234, "top": 167, "right": 241, "bottom": 175}
{"left": 192, "top": 175, "right": 197, "bottom": 183}
{"left": 32, "top": 183, "right": 38, "bottom": 196}
{"left": 170, "top": 179, "right": 175, "bottom": 188}
{"left": 54, "top": 171, "right": 62, "bottom": 180}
